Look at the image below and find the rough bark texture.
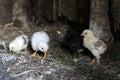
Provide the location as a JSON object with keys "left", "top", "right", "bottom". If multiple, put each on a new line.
{"left": 111, "top": 0, "right": 120, "bottom": 40}
{"left": 0, "top": 0, "right": 30, "bottom": 31}
{"left": 60, "top": 0, "right": 89, "bottom": 23}
{"left": 0, "top": 0, "right": 12, "bottom": 27}
{"left": 60, "top": 0, "right": 80, "bottom": 21}
{"left": 31, "top": 0, "right": 53, "bottom": 21}
{"left": 13, "top": 0, "right": 30, "bottom": 31}
{"left": 31, "top": 0, "right": 89, "bottom": 24}
{"left": 0, "top": 0, "right": 90, "bottom": 29}
{"left": 59, "top": 0, "right": 90, "bottom": 24}
{"left": 89, "top": 0, "right": 114, "bottom": 46}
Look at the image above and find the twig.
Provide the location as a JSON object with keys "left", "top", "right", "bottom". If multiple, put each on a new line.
{"left": 0, "top": 22, "right": 13, "bottom": 35}
{"left": 28, "top": 67, "right": 40, "bottom": 69}
{"left": 11, "top": 70, "right": 35, "bottom": 78}
{"left": 2, "top": 41, "right": 7, "bottom": 50}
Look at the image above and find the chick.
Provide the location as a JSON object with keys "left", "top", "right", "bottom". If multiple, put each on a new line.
{"left": 9, "top": 35, "right": 29, "bottom": 53}
{"left": 81, "top": 29, "right": 107, "bottom": 64}
{"left": 31, "top": 31, "right": 49, "bottom": 59}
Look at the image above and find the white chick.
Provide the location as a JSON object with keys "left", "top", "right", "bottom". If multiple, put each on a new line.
{"left": 31, "top": 31, "right": 49, "bottom": 59}
{"left": 9, "top": 35, "right": 29, "bottom": 53}
{"left": 81, "top": 29, "right": 107, "bottom": 64}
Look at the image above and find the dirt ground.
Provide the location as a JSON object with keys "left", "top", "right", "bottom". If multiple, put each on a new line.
{"left": 0, "top": 22, "right": 119, "bottom": 80}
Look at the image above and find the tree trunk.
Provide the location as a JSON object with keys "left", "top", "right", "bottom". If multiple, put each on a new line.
{"left": 13, "top": 0, "right": 30, "bottom": 31}
{"left": 0, "top": 0, "right": 12, "bottom": 27}
{"left": 89, "top": 0, "right": 114, "bottom": 46}
{"left": 31, "top": 0, "right": 89, "bottom": 24}
{"left": 111, "top": 0, "right": 120, "bottom": 40}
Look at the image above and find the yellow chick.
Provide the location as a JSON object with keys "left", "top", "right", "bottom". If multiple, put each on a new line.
{"left": 81, "top": 29, "right": 107, "bottom": 64}
{"left": 9, "top": 35, "right": 29, "bottom": 53}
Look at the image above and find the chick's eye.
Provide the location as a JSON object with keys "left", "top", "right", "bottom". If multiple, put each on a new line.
{"left": 85, "top": 33, "right": 87, "bottom": 35}
{"left": 41, "top": 48, "right": 43, "bottom": 50}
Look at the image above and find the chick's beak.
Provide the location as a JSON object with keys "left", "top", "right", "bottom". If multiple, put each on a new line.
{"left": 43, "top": 51, "right": 47, "bottom": 59}
{"left": 9, "top": 49, "right": 13, "bottom": 53}
{"left": 81, "top": 33, "right": 84, "bottom": 36}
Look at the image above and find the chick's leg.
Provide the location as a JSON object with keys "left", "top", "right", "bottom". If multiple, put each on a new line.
{"left": 21, "top": 48, "right": 28, "bottom": 54}
{"left": 30, "top": 51, "right": 37, "bottom": 57}
{"left": 96, "top": 56, "right": 100, "bottom": 64}
{"left": 43, "top": 52, "right": 46, "bottom": 59}
{"left": 90, "top": 58, "right": 96, "bottom": 64}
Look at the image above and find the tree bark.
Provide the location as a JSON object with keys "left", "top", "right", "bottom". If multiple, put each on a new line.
{"left": 31, "top": 0, "right": 89, "bottom": 24}
{"left": 13, "top": 0, "right": 30, "bottom": 31}
{"left": 0, "top": 0, "right": 12, "bottom": 27}
{"left": 111, "top": 0, "right": 120, "bottom": 40}
{"left": 89, "top": 0, "right": 113, "bottom": 46}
